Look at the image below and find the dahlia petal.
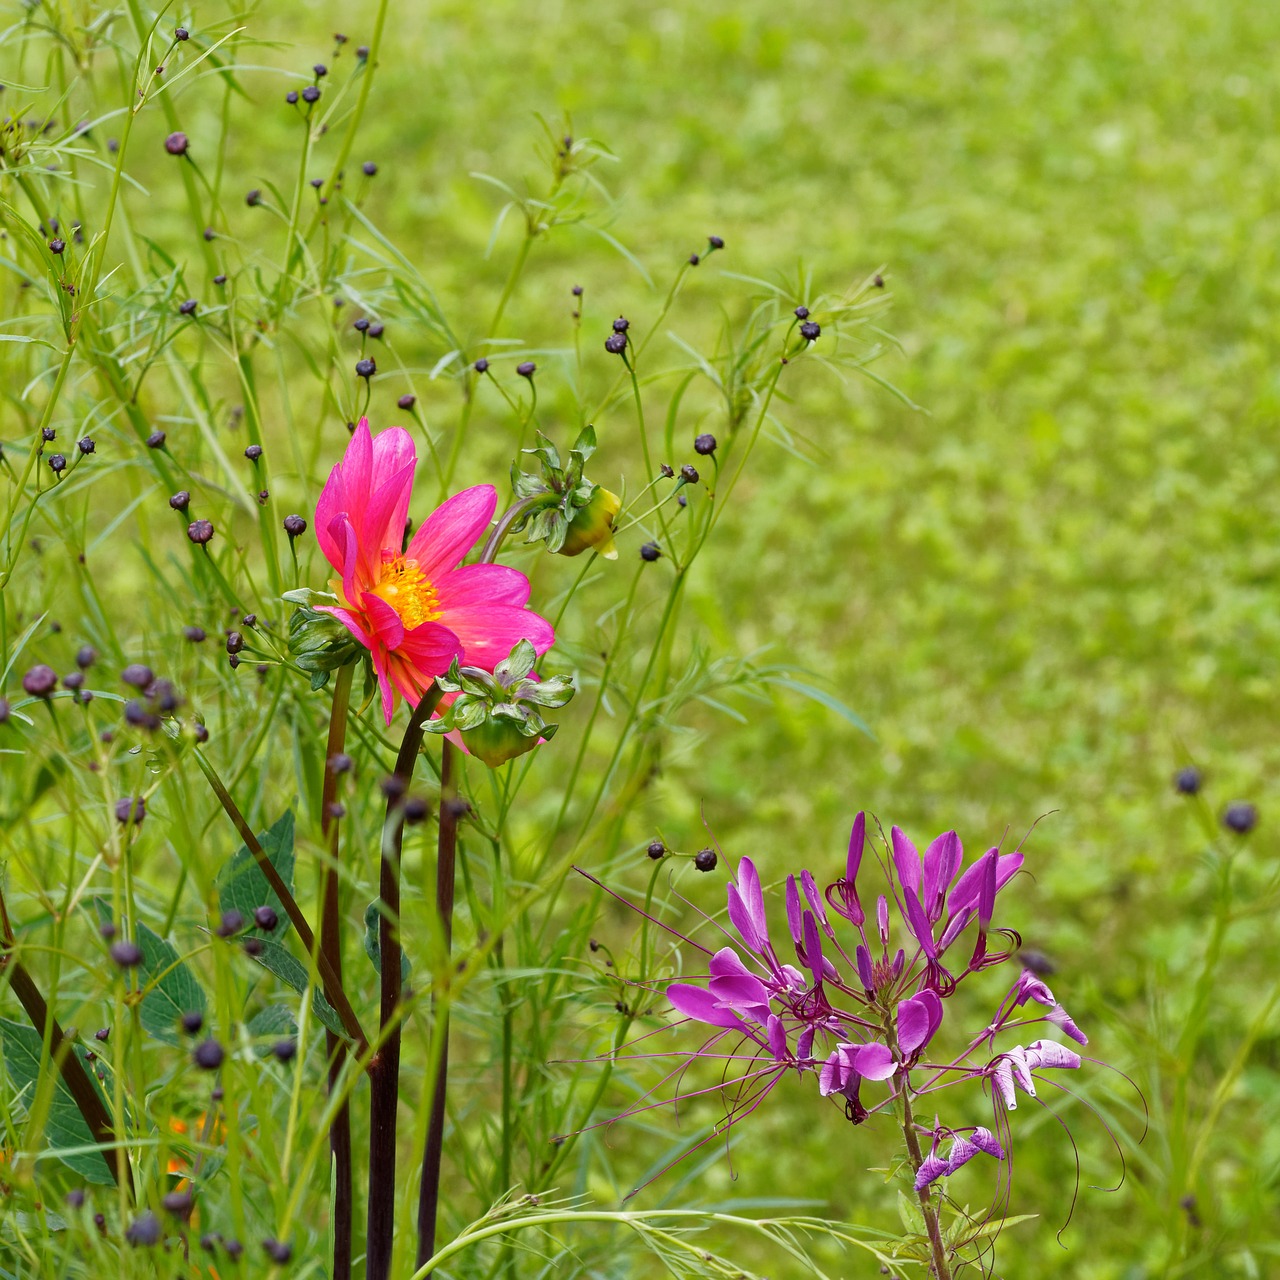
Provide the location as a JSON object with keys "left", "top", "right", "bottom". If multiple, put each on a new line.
{"left": 313, "top": 604, "right": 374, "bottom": 651}
{"left": 668, "top": 983, "right": 742, "bottom": 1029}
{"left": 891, "top": 826, "right": 921, "bottom": 896}
{"left": 914, "top": 1154, "right": 949, "bottom": 1192}
{"left": 442, "top": 601, "right": 555, "bottom": 670}
{"left": 360, "top": 592, "right": 406, "bottom": 651}
{"left": 407, "top": 484, "right": 498, "bottom": 578}
{"left": 329, "top": 513, "right": 363, "bottom": 606}
{"left": 316, "top": 421, "right": 373, "bottom": 568}
{"left": 433, "top": 562, "right": 532, "bottom": 609}
{"left": 355, "top": 460, "right": 416, "bottom": 579}
{"left": 851, "top": 1041, "right": 896, "bottom": 1082}
{"left": 369, "top": 643, "right": 397, "bottom": 726}
{"left": 396, "top": 620, "right": 463, "bottom": 677}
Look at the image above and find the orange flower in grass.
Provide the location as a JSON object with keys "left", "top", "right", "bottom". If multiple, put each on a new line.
{"left": 314, "top": 418, "right": 555, "bottom": 723}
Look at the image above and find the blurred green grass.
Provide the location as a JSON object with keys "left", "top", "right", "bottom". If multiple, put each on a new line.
{"left": 6, "top": 0, "right": 1280, "bottom": 1272}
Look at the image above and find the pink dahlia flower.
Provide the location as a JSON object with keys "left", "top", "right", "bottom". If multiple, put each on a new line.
{"left": 314, "top": 418, "right": 554, "bottom": 723}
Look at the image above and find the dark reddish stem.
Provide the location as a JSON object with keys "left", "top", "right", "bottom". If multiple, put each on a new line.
{"left": 416, "top": 739, "right": 459, "bottom": 1270}
{"left": 320, "top": 662, "right": 355, "bottom": 1280}
{"left": 366, "top": 691, "right": 439, "bottom": 1280}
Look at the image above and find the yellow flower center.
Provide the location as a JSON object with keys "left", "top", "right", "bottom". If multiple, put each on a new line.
{"left": 370, "top": 553, "right": 441, "bottom": 630}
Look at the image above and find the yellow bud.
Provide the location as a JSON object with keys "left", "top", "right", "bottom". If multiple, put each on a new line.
{"left": 558, "top": 487, "right": 621, "bottom": 559}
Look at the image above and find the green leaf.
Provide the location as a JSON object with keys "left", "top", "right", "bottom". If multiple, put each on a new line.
{"left": 246, "top": 938, "right": 345, "bottom": 1039}
{"left": 363, "top": 902, "right": 411, "bottom": 983}
{"left": 216, "top": 811, "right": 295, "bottom": 940}
{"left": 0, "top": 1019, "right": 114, "bottom": 1185}
{"left": 765, "top": 676, "right": 876, "bottom": 740}
{"left": 135, "top": 923, "right": 206, "bottom": 1045}
{"left": 245, "top": 1005, "right": 297, "bottom": 1055}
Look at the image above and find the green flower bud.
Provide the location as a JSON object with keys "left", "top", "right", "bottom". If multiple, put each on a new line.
{"left": 559, "top": 486, "right": 620, "bottom": 559}
{"left": 460, "top": 713, "right": 549, "bottom": 768}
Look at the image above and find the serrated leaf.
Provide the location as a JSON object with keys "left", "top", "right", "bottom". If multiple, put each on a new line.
{"left": 246, "top": 938, "right": 345, "bottom": 1039}
{"left": 897, "top": 1190, "right": 926, "bottom": 1236}
{"left": 245, "top": 1005, "right": 297, "bottom": 1055}
{"left": 362, "top": 902, "right": 411, "bottom": 983}
{"left": 216, "top": 811, "right": 295, "bottom": 941}
{"left": 135, "top": 923, "right": 206, "bottom": 1044}
{"left": 0, "top": 1018, "right": 115, "bottom": 1185}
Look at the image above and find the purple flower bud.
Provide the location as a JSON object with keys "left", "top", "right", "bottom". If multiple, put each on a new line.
{"left": 213, "top": 273, "right": 227, "bottom": 285}
{"left": 799, "top": 320, "right": 821, "bottom": 343}
{"left": 162, "top": 1189, "right": 193, "bottom": 1217}
{"left": 244, "top": 444, "right": 262, "bottom": 461}
{"left": 147, "top": 430, "right": 166, "bottom": 448}
{"left": 694, "top": 847, "right": 717, "bottom": 872}
{"left": 640, "top": 541, "right": 661, "bottom": 562}
{"left": 126, "top": 1211, "right": 161, "bottom": 1246}
{"left": 169, "top": 490, "right": 190, "bottom": 510}
{"left": 516, "top": 361, "right": 536, "bottom": 379}
{"left": 183, "top": 625, "right": 206, "bottom": 642}
{"left": 355, "top": 357, "right": 376, "bottom": 379}
{"left": 403, "top": 796, "right": 429, "bottom": 824}
{"left": 245, "top": 189, "right": 261, "bottom": 206}
{"left": 368, "top": 322, "right": 384, "bottom": 339}
{"left": 193, "top": 1038, "right": 224, "bottom": 1070}
{"left": 175, "top": 27, "right": 190, "bottom": 40}
{"left": 22, "top": 664, "right": 57, "bottom": 697}
{"left": 604, "top": 332, "right": 627, "bottom": 355}
{"left": 1223, "top": 801, "right": 1257, "bottom": 834}
{"left": 1174, "top": 765, "right": 1201, "bottom": 795}
{"left": 216, "top": 910, "right": 244, "bottom": 938}
{"left": 694, "top": 433, "right": 716, "bottom": 456}
{"left": 794, "top": 305, "right": 809, "bottom": 319}
{"left": 970, "top": 1127, "right": 1004, "bottom": 1158}
{"left": 362, "top": 160, "right": 377, "bottom": 176}
{"left": 301, "top": 85, "right": 320, "bottom": 104}
{"left": 914, "top": 1153, "right": 949, "bottom": 1192}
{"left": 78, "top": 437, "right": 95, "bottom": 454}
{"left": 178, "top": 299, "right": 197, "bottom": 316}
{"left": 612, "top": 316, "right": 630, "bottom": 332}
{"left": 272, "top": 1038, "right": 296, "bottom": 1062}
{"left": 110, "top": 940, "right": 144, "bottom": 968}
{"left": 473, "top": 357, "right": 489, "bottom": 373}
{"left": 42, "top": 426, "right": 56, "bottom": 442}
{"left": 707, "top": 234, "right": 725, "bottom": 250}
{"left": 395, "top": 394, "right": 416, "bottom": 412}
{"left": 647, "top": 840, "right": 666, "bottom": 860}
{"left": 49, "top": 238, "right": 65, "bottom": 255}
{"left": 164, "top": 132, "right": 188, "bottom": 156}
{"left": 263, "top": 1239, "right": 292, "bottom": 1263}
{"left": 187, "top": 519, "right": 215, "bottom": 545}
{"left": 679, "top": 463, "right": 699, "bottom": 484}
{"left": 253, "top": 905, "right": 278, "bottom": 931}
{"left": 285, "top": 90, "right": 299, "bottom": 104}
{"left": 181, "top": 1010, "right": 203, "bottom": 1034}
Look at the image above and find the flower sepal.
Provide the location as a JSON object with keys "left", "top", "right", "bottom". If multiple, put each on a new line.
{"left": 423, "top": 640, "right": 575, "bottom": 767}
{"left": 509, "top": 426, "right": 620, "bottom": 558}
{"left": 284, "top": 589, "right": 364, "bottom": 690}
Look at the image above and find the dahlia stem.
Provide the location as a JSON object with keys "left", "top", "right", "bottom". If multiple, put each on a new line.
{"left": 416, "top": 739, "right": 459, "bottom": 1270}
{"left": 899, "top": 1086, "right": 952, "bottom": 1280}
{"left": 366, "top": 690, "right": 441, "bottom": 1280}
{"left": 320, "top": 663, "right": 355, "bottom": 1280}
{"left": 0, "top": 889, "right": 131, "bottom": 1193}
{"left": 192, "top": 748, "right": 369, "bottom": 1055}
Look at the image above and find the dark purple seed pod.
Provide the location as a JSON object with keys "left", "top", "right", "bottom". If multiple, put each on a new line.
{"left": 1174, "top": 766, "right": 1201, "bottom": 795}
{"left": 355, "top": 357, "right": 376, "bottom": 379}
{"left": 679, "top": 464, "right": 699, "bottom": 484}
{"left": 225, "top": 631, "right": 243, "bottom": 655}
{"left": 125, "top": 701, "right": 160, "bottom": 729}
{"left": 199, "top": 1233, "right": 218, "bottom": 1252}
{"left": 42, "top": 426, "right": 56, "bottom": 442}
{"left": 314, "top": 63, "right": 328, "bottom": 77}
{"left": 688, "top": 253, "right": 700, "bottom": 266}
{"left": 799, "top": 320, "right": 821, "bottom": 342}
{"left": 707, "top": 234, "right": 725, "bottom": 250}
{"left": 263, "top": 1239, "right": 292, "bottom": 1263}
{"left": 516, "top": 361, "right": 536, "bottom": 379}
{"left": 193, "top": 723, "right": 209, "bottom": 743}
{"left": 242, "top": 614, "right": 256, "bottom": 628}
{"left": 126, "top": 1212, "right": 162, "bottom": 1246}
{"left": 193, "top": 1038, "right": 224, "bottom": 1070}
{"left": 78, "top": 436, "right": 95, "bottom": 455}
{"left": 362, "top": 160, "right": 377, "bottom": 176}
{"left": 694, "top": 847, "right": 718, "bottom": 872}
{"left": 162, "top": 1189, "right": 193, "bottom": 1217}
{"left": 183, "top": 625, "right": 207, "bottom": 642}
{"left": 272, "top": 1038, "right": 297, "bottom": 1063}
{"left": 310, "top": 177, "right": 323, "bottom": 189}
{"left": 93, "top": 1026, "right": 110, "bottom": 1042}
{"left": 356, "top": 44, "right": 369, "bottom": 58}
{"left": 202, "top": 227, "right": 215, "bottom": 241}
{"left": 660, "top": 463, "right": 674, "bottom": 478}
{"left": 604, "top": 333, "right": 626, "bottom": 355}
{"left": 187, "top": 519, "right": 215, "bottom": 545}
{"left": 380, "top": 774, "right": 408, "bottom": 801}
{"left": 572, "top": 284, "right": 583, "bottom": 296}
{"left": 646, "top": 840, "right": 666, "bottom": 860}
{"left": 794, "top": 305, "right": 810, "bottom": 320}
{"left": 62, "top": 671, "right": 84, "bottom": 691}
{"left": 246, "top": 188, "right": 261, "bottom": 207}
{"left": 181, "top": 1010, "right": 203, "bottom": 1034}
{"left": 213, "top": 273, "right": 226, "bottom": 285}
{"left": 253, "top": 905, "right": 279, "bottom": 931}
{"left": 66, "top": 1189, "right": 86, "bottom": 1209}
{"left": 1019, "top": 947, "right": 1056, "bottom": 976}
{"left": 1223, "top": 802, "right": 1258, "bottom": 834}
{"left": 397, "top": 394, "right": 416, "bottom": 411}
{"left": 22, "top": 664, "right": 57, "bottom": 697}
{"left": 244, "top": 444, "right": 262, "bottom": 461}
{"left": 325, "top": 801, "right": 346, "bottom": 820}
{"left": 110, "top": 940, "right": 144, "bottom": 968}
{"left": 368, "top": 322, "right": 384, "bottom": 339}
{"left": 175, "top": 27, "right": 190, "bottom": 40}
{"left": 473, "top": 357, "right": 489, "bottom": 373}
{"left": 328, "top": 752, "right": 353, "bottom": 774}
{"left": 301, "top": 85, "right": 320, "bottom": 104}
{"left": 228, "top": 654, "right": 240, "bottom": 669}
{"left": 242, "top": 936, "right": 264, "bottom": 957}
{"left": 164, "top": 132, "right": 188, "bottom": 156}
{"left": 283, "top": 514, "right": 307, "bottom": 538}
{"left": 147, "top": 430, "right": 166, "bottom": 448}
{"left": 612, "top": 316, "right": 630, "bottom": 333}
{"left": 179, "top": 299, "right": 197, "bottom": 316}
{"left": 99, "top": 921, "right": 117, "bottom": 940}
{"left": 285, "top": 89, "right": 299, "bottom": 105}
{"left": 76, "top": 645, "right": 97, "bottom": 669}
{"left": 694, "top": 433, "right": 716, "bottom": 455}
{"left": 217, "top": 909, "right": 245, "bottom": 937}
{"left": 49, "top": 238, "right": 65, "bottom": 255}
{"left": 640, "top": 542, "right": 660, "bottom": 562}
{"left": 122, "top": 663, "right": 153, "bottom": 689}
{"left": 169, "top": 490, "right": 191, "bottom": 511}
{"left": 353, "top": 317, "right": 370, "bottom": 332}
{"left": 403, "top": 796, "right": 429, "bottom": 824}
{"left": 874, "top": 274, "right": 885, "bottom": 288}
{"left": 224, "top": 1238, "right": 243, "bottom": 1260}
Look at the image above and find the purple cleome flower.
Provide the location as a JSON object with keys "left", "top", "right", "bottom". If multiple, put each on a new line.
{"left": 595, "top": 810, "right": 1095, "bottom": 1205}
